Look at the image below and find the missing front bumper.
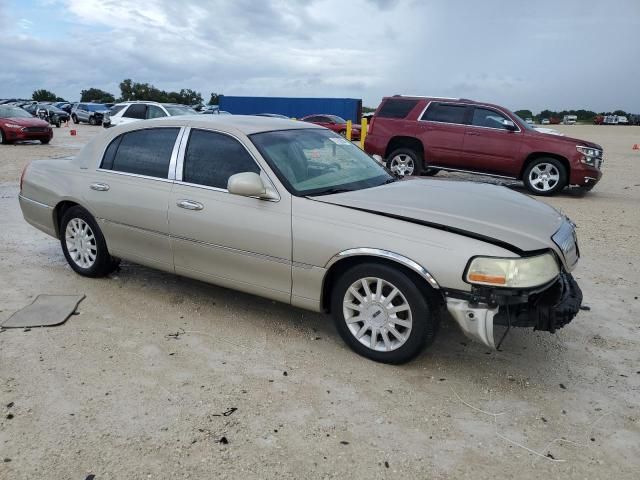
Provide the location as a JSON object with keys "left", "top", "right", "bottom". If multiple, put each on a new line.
{"left": 446, "top": 272, "right": 582, "bottom": 348}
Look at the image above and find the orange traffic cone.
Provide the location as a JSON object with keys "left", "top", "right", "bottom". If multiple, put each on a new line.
{"left": 70, "top": 129, "right": 77, "bottom": 136}
{"left": 633, "top": 144, "right": 639, "bottom": 150}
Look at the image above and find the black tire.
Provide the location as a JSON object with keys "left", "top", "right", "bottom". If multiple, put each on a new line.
{"left": 386, "top": 148, "right": 423, "bottom": 176}
{"left": 55, "top": 121, "right": 61, "bottom": 128}
{"left": 89, "top": 116, "right": 97, "bottom": 126}
{"left": 522, "top": 157, "right": 567, "bottom": 196}
{"left": 339, "top": 129, "right": 346, "bottom": 137}
{"left": 60, "top": 206, "right": 118, "bottom": 277}
{"left": 330, "top": 263, "right": 438, "bottom": 364}
{"left": 72, "top": 114, "right": 79, "bottom": 124}
{"left": 0, "top": 128, "right": 6, "bottom": 145}
{"left": 423, "top": 168, "right": 440, "bottom": 176}
{"left": 40, "top": 139, "right": 50, "bottom": 144}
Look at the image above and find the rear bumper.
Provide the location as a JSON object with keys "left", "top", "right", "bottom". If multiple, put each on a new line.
{"left": 446, "top": 272, "right": 582, "bottom": 348}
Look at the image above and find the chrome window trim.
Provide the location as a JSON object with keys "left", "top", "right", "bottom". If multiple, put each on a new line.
{"left": 175, "top": 126, "right": 281, "bottom": 202}
{"left": 95, "top": 168, "right": 175, "bottom": 183}
{"left": 325, "top": 248, "right": 440, "bottom": 289}
{"left": 426, "top": 166, "right": 516, "bottom": 179}
{"left": 168, "top": 127, "right": 187, "bottom": 181}
{"left": 417, "top": 101, "right": 522, "bottom": 132}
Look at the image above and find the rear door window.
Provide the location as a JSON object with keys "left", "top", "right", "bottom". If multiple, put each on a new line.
{"left": 123, "top": 104, "right": 147, "bottom": 119}
{"left": 421, "top": 103, "right": 467, "bottom": 124}
{"left": 377, "top": 99, "right": 419, "bottom": 119}
{"left": 146, "top": 105, "right": 167, "bottom": 119}
{"left": 182, "top": 129, "right": 260, "bottom": 189}
{"left": 100, "top": 127, "right": 179, "bottom": 178}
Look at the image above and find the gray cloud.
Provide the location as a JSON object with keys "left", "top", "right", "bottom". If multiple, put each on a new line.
{"left": 0, "top": 0, "right": 639, "bottom": 113}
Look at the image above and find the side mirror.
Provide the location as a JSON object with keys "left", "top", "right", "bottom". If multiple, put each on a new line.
{"left": 503, "top": 119, "right": 517, "bottom": 131}
{"left": 228, "top": 172, "right": 276, "bottom": 200}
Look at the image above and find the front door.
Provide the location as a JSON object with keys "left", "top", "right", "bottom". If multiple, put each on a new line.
{"left": 168, "top": 128, "right": 292, "bottom": 303}
{"left": 461, "top": 107, "right": 522, "bottom": 176}
{"left": 84, "top": 126, "right": 181, "bottom": 271}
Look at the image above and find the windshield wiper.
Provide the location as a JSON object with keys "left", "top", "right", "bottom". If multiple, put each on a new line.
{"left": 308, "top": 187, "right": 354, "bottom": 196}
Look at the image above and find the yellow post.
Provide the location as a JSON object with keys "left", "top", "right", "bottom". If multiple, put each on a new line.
{"left": 360, "top": 117, "right": 368, "bottom": 150}
{"left": 346, "top": 120, "right": 352, "bottom": 141}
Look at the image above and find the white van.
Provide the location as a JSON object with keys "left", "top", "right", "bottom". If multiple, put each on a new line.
{"left": 562, "top": 115, "right": 577, "bottom": 125}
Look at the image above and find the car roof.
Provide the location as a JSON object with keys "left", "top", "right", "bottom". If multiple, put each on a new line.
{"left": 110, "top": 114, "right": 321, "bottom": 135}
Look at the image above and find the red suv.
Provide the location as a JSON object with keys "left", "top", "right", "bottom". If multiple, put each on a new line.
{"left": 364, "top": 96, "right": 603, "bottom": 195}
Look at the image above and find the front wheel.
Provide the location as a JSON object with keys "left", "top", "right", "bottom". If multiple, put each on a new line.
{"left": 89, "top": 116, "right": 97, "bottom": 125}
{"left": 72, "top": 114, "right": 79, "bottom": 124}
{"left": 60, "top": 206, "right": 119, "bottom": 277}
{"left": 386, "top": 148, "right": 423, "bottom": 176}
{"left": 523, "top": 158, "right": 567, "bottom": 195}
{"left": 40, "top": 139, "right": 50, "bottom": 144}
{"left": 0, "top": 129, "right": 6, "bottom": 145}
{"left": 331, "top": 263, "right": 438, "bottom": 364}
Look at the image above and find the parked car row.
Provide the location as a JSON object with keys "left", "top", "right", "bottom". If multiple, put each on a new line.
{"left": 363, "top": 95, "right": 604, "bottom": 195}
{"left": 0, "top": 105, "right": 53, "bottom": 144}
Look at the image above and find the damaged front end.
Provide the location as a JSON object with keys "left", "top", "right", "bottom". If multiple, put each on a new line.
{"left": 445, "top": 272, "right": 583, "bottom": 349}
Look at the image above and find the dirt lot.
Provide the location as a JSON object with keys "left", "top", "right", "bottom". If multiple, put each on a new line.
{"left": 1, "top": 123, "right": 639, "bottom": 479}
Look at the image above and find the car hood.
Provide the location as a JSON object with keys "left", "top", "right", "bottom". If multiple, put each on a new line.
{"left": 2, "top": 117, "right": 50, "bottom": 127}
{"left": 530, "top": 129, "right": 603, "bottom": 150}
{"left": 314, "top": 178, "right": 565, "bottom": 253}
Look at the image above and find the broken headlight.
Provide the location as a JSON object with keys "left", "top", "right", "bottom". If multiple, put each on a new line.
{"left": 465, "top": 253, "right": 559, "bottom": 289}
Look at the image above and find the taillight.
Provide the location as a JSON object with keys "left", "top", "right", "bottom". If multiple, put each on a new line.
{"left": 20, "top": 163, "right": 30, "bottom": 192}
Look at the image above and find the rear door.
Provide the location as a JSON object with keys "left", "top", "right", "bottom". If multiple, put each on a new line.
{"left": 461, "top": 107, "right": 522, "bottom": 176}
{"left": 415, "top": 102, "right": 469, "bottom": 168}
{"left": 168, "top": 128, "right": 292, "bottom": 302}
{"left": 85, "top": 126, "right": 182, "bottom": 271}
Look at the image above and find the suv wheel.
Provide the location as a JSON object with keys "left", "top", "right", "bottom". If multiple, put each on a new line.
{"left": 71, "top": 114, "right": 79, "bottom": 124}
{"left": 331, "top": 263, "right": 438, "bottom": 364}
{"left": 386, "top": 148, "right": 423, "bottom": 176}
{"left": 523, "top": 158, "right": 566, "bottom": 196}
{"left": 89, "top": 116, "right": 97, "bottom": 125}
{"left": 60, "top": 206, "right": 119, "bottom": 277}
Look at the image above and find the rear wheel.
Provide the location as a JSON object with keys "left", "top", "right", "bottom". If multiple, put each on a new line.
{"left": 40, "top": 139, "right": 50, "bottom": 144}
{"left": 331, "top": 263, "right": 438, "bottom": 364}
{"left": 386, "top": 148, "right": 423, "bottom": 176}
{"left": 523, "top": 157, "right": 567, "bottom": 195}
{"left": 60, "top": 206, "right": 119, "bottom": 277}
{"left": 72, "top": 114, "right": 79, "bottom": 124}
{"left": 89, "top": 116, "right": 97, "bottom": 126}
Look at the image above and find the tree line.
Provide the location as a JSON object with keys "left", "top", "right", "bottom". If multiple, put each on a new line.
{"left": 31, "top": 80, "right": 221, "bottom": 106}
{"left": 514, "top": 108, "right": 631, "bottom": 122}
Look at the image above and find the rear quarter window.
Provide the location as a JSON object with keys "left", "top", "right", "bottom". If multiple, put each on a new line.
{"left": 377, "top": 99, "right": 420, "bottom": 119}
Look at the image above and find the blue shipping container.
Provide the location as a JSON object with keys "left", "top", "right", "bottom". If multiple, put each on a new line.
{"left": 218, "top": 96, "right": 363, "bottom": 123}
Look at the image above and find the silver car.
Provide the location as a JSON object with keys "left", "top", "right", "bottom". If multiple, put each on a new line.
{"left": 18, "top": 116, "right": 583, "bottom": 363}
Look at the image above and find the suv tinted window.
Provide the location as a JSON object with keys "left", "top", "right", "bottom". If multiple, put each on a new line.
{"left": 101, "top": 128, "right": 179, "bottom": 178}
{"left": 146, "top": 105, "right": 167, "bottom": 119}
{"left": 182, "top": 129, "right": 260, "bottom": 189}
{"left": 471, "top": 107, "right": 509, "bottom": 129}
{"left": 377, "top": 99, "right": 419, "bottom": 119}
{"left": 123, "top": 104, "right": 147, "bottom": 119}
{"left": 109, "top": 105, "right": 126, "bottom": 115}
{"left": 421, "top": 103, "right": 467, "bottom": 124}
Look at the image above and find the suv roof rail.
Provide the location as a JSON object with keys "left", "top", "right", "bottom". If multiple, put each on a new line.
{"left": 392, "top": 95, "right": 462, "bottom": 100}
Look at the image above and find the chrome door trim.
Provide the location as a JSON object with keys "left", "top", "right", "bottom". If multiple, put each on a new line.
{"left": 96, "top": 168, "right": 175, "bottom": 184}
{"left": 18, "top": 194, "right": 52, "bottom": 209}
{"left": 90, "top": 182, "right": 110, "bottom": 191}
{"left": 427, "top": 166, "right": 517, "bottom": 179}
{"left": 168, "top": 127, "right": 187, "bottom": 181}
{"left": 325, "top": 248, "right": 440, "bottom": 289}
{"left": 417, "top": 101, "right": 522, "bottom": 132}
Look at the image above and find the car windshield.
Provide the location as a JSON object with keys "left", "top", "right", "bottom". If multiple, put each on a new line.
{"left": 327, "top": 115, "right": 347, "bottom": 124}
{"left": 164, "top": 105, "right": 197, "bottom": 116}
{"left": 40, "top": 105, "right": 65, "bottom": 113}
{"left": 250, "top": 129, "right": 394, "bottom": 196}
{"left": 86, "top": 104, "right": 107, "bottom": 111}
{"left": 0, "top": 107, "right": 33, "bottom": 118}
{"left": 511, "top": 112, "right": 535, "bottom": 131}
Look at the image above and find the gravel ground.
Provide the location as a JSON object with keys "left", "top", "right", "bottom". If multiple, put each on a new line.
{"left": 1, "top": 123, "right": 639, "bottom": 479}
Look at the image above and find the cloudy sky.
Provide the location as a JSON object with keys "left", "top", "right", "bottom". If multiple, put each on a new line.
{"left": 1, "top": 0, "right": 639, "bottom": 112}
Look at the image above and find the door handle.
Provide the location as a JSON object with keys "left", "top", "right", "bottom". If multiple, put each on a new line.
{"left": 177, "top": 199, "right": 204, "bottom": 211}
{"left": 90, "top": 183, "right": 110, "bottom": 191}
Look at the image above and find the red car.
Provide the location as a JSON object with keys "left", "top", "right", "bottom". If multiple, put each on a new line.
{"left": 301, "top": 114, "right": 361, "bottom": 140}
{"left": 364, "top": 96, "right": 603, "bottom": 195}
{"left": 0, "top": 106, "right": 53, "bottom": 144}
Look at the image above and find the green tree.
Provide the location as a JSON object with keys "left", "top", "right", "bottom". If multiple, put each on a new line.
{"left": 32, "top": 89, "right": 58, "bottom": 102}
{"left": 118, "top": 79, "right": 202, "bottom": 105}
{"left": 514, "top": 109, "right": 533, "bottom": 119}
{"left": 80, "top": 88, "right": 115, "bottom": 103}
{"left": 208, "top": 92, "right": 221, "bottom": 105}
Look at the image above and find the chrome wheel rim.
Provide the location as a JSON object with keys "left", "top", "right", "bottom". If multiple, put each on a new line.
{"left": 390, "top": 154, "right": 415, "bottom": 176}
{"left": 343, "top": 277, "right": 413, "bottom": 352}
{"left": 529, "top": 163, "right": 560, "bottom": 192}
{"left": 65, "top": 218, "right": 97, "bottom": 268}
